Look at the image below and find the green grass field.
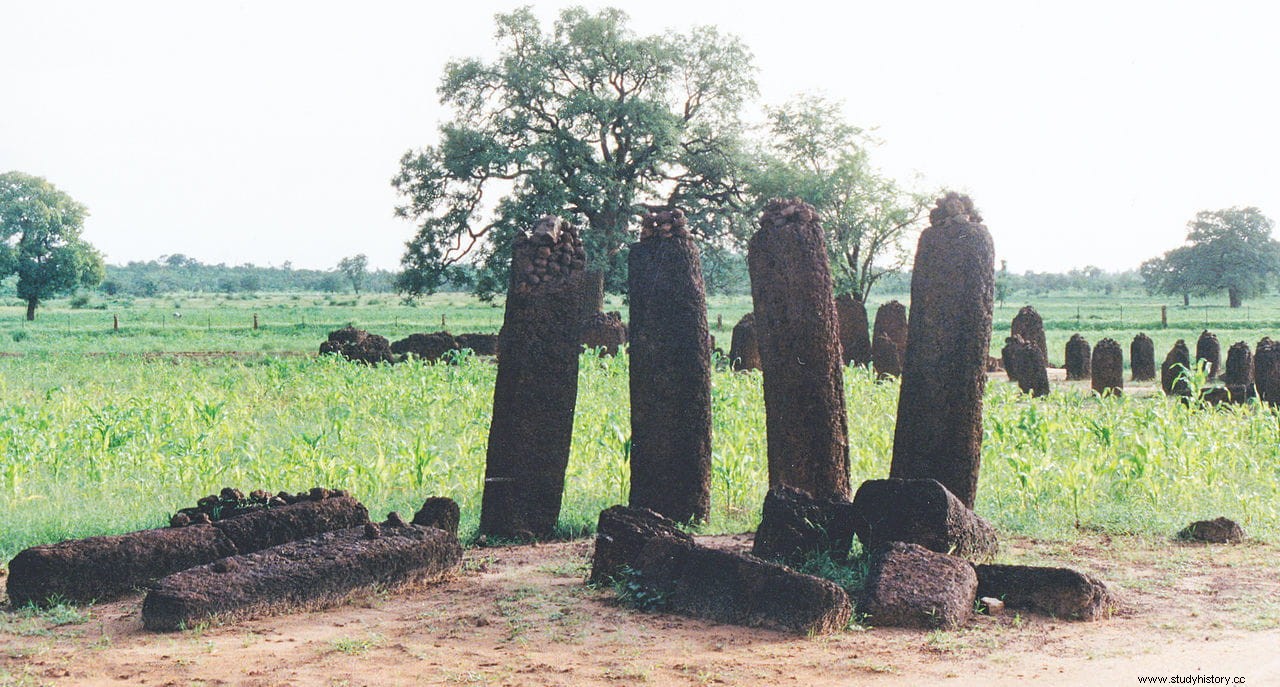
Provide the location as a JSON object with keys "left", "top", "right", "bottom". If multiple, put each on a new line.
{"left": 1, "top": 290, "right": 1278, "bottom": 562}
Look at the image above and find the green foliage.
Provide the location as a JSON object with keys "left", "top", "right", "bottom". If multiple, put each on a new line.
{"left": 336, "top": 254, "right": 369, "bottom": 295}
{"left": 0, "top": 171, "right": 104, "bottom": 319}
{"left": 393, "top": 6, "right": 757, "bottom": 298}
{"left": 749, "top": 96, "right": 929, "bottom": 301}
{"left": 611, "top": 566, "right": 669, "bottom": 611}
{"left": 1140, "top": 207, "right": 1279, "bottom": 307}
{"left": 103, "top": 256, "right": 405, "bottom": 297}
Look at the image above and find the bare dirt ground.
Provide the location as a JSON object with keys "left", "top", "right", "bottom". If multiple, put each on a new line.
{"left": 2, "top": 532, "right": 1277, "bottom": 687}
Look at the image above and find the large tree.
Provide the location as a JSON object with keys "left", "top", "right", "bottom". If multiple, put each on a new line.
{"left": 393, "top": 6, "right": 756, "bottom": 298}
{"left": 0, "top": 171, "right": 104, "bottom": 320}
{"left": 336, "top": 253, "right": 368, "bottom": 295}
{"left": 1140, "top": 207, "right": 1279, "bottom": 307}
{"left": 749, "top": 96, "right": 929, "bottom": 301}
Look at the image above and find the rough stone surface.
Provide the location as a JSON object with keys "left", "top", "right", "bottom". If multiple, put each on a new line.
{"left": 1161, "top": 340, "right": 1193, "bottom": 397}
{"left": 835, "top": 293, "right": 872, "bottom": 367}
{"left": 479, "top": 216, "right": 593, "bottom": 540}
{"left": 1003, "top": 335, "right": 1049, "bottom": 397}
{"left": 391, "top": 331, "right": 459, "bottom": 363}
{"left": 1222, "top": 341, "right": 1253, "bottom": 388}
{"left": 412, "top": 497, "right": 461, "bottom": 537}
{"left": 1131, "top": 333, "right": 1156, "bottom": 381}
{"left": 1253, "top": 337, "right": 1280, "bottom": 405}
{"left": 142, "top": 522, "right": 461, "bottom": 631}
{"left": 629, "top": 536, "right": 852, "bottom": 635}
{"left": 728, "top": 313, "right": 761, "bottom": 372}
{"left": 751, "top": 485, "right": 857, "bottom": 566}
{"left": 1196, "top": 330, "right": 1221, "bottom": 381}
{"left": 975, "top": 564, "right": 1114, "bottom": 621}
{"left": 208, "top": 496, "right": 370, "bottom": 555}
{"left": 871, "top": 332, "right": 902, "bottom": 379}
{"left": 319, "top": 326, "right": 395, "bottom": 365}
{"left": 1064, "top": 333, "right": 1091, "bottom": 381}
{"left": 890, "top": 193, "right": 994, "bottom": 509}
{"left": 860, "top": 542, "right": 977, "bottom": 629}
{"left": 1179, "top": 517, "right": 1245, "bottom": 544}
{"left": 850, "top": 478, "right": 998, "bottom": 563}
{"left": 872, "top": 300, "right": 908, "bottom": 374}
{"left": 455, "top": 333, "right": 498, "bottom": 357}
{"left": 748, "top": 198, "right": 850, "bottom": 500}
{"left": 627, "top": 222, "right": 713, "bottom": 523}
{"left": 1010, "top": 306, "right": 1048, "bottom": 365}
{"left": 581, "top": 311, "right": 628, "bottom": 356}
{"left": 1091, "top": 338, "right": 1124, "bottom": 397}
{"left": 589, "top": 506, "right": 694, "bottom": 586}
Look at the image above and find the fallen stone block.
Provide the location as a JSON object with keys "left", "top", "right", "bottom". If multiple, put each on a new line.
{"left": 142, "top": 521, "right": 462, "bottom": 631}
{"left": 1178, "top": 517, "right": 1245, "bottom": 543}
{"left": 7, "top": 494, "right": 369, "bottom": 607}
{"left": 589, "top": 505, "right": 693, "bottom": 586}
{"left": 851, "top": 478, "right": 998, "bottom": 562}
{"left": 860, "top": 542, "right": 977, "bottom": 629}
{"left": 629, "top": 537, "right": 851, "bottom": 635}
{"left": 751, "top": 485, "right": 857, "bottom": 565}
{"left": 412, "top": 497, "right": 461, "bottom": 537}
{"left": 975, "top": 564, "right": 1114, "bottom": 621}
{"left": 7, "top": 526, "right": 237, "bottom": 607}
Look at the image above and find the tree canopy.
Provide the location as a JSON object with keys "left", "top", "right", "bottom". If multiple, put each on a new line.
{"left": 1140, "top": 207, "right": 1279, "bottom": 307}
{"left": 337, "top": 254, "right": 369, "bottom": 295}
{"left": 0, "top": 171, "right": 104, "bottom": 320}
{"left": 393, "top": 6, "right": 756, "bottom": 298}
{"left": 748, "top": 96, "right": 929, "bottom": 301}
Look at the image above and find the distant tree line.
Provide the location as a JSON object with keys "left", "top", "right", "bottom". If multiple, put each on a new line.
{"left": 97, "top": 254, "right": 425, "bottom": 297}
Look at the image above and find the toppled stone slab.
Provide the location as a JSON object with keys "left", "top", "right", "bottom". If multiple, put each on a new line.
{"left": 851, "top": 478, "right": 998, "bottom": 562}
{"left": 142, "top": 520, "right": 461, "bottom": 631}
{"left": 751, "top": 485, "right": 857, "bottom": 566}
{"left": 860, "top": 542, "right": 977, "bottom": 629}
{"left": 7, "top": 494, "right": 369, "bottom": 607}
{"left": 319, "top": 326, "right": 395, "bottom": 365}
{"left": 412, "top": 497, "right": 461, "bottom": 537}
{"left": 590, "top": 505, "right": 693, "bottom": 585}
{"left": 7, "top": 526, "right": 237, "bottom": 607}
{"left": 391, "top": 331, "right": 459, "bottom": 363}
{"left": 1178, "top": 517, "right": 1245, "bottom": 543}
{"left": 628, "top": 536, "right": 851, "bottom": 635}
{"left": 975, "top": 564, "right": 1114, "bottom": 621}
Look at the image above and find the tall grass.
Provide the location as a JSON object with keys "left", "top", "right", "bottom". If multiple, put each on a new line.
{"left": 1, "top": 351, "right": 1276, "bottom": 561}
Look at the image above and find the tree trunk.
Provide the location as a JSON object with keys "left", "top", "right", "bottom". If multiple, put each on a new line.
{"left": 1228, "top": 287, "right": 1242, "bottom": 308}
{"left": 25, "top": 298, "right": 37, "bottom": 321}
{"left": 1182, "top": 293, "right": 1189, "bottom": 307}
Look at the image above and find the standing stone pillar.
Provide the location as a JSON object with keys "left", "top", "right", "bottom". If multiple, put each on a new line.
{"left": 1195, "top": 330, "right": 1221, "bottom": 381}
{"left": 1222, "top": 341, "right": 1253, "bottom": 388}
{"left": 890, "top": 193, "right": 994, "bottom": 509}
{"left": 1130, "top": 333, "right": 1156, "bottom": 381}
{"left": 729, "top": 313, "right": 761, "bottom": 372}
{"left": 748, "top": 198, "right": 850, "bottom": 500}
{"left": 1091, "top": 338, "right": 1123, "bottom": 396}
{"left": 1064, "top": 334, "right": 1091, "bottom": 381}
{"left": 1002, "top": 335, "right": 1048, "bottom": 397}
{"left": 1010, "top": 306, "right": 1048, "bottom": 365}
{"left": 1161, "top": 340, "right": 1193, "bottom": 397}
{"left": 835, "top": 293, "right": 872, "bottom": 367}
{"left": 1253, "top": 338, "right": 1280, "bottom": 405}
{"left": 872, "top": 301, "right": 909, "bottom": 374}
{"left": 479, "top": 216, "right": 591, "bottom": 540}
{"left": 627, "top": 208, "right": 713, "bottom": 524}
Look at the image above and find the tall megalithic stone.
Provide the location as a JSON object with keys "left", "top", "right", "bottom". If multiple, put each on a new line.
{"left": 1091, "top": 338, "right": 1123, "bottom": 396}
{"left": 835, "top": 293, "right": 872, "bottom": 367}
{"left": 1002, "top": 335, "right": 1048, "bottom": 397}
{"left": 1010, "top": 306, "right": 1048, "bottom": 365}
{"left": 748, "top": 198, "right": 850, "bottom": 500}
{"left": 729, "top": 312, "right": 761, "bottom": 371}
{"left": 1222, "top": 341, "right": 1253, "bottom": 387}
{"left": 1195, "top": 330, "right": 1221, "bottom": 381}
{"left": 890, "top": 193, "right": 994, "bottom": 509}
{"left": 480, "top": 216, "right": 591, "bottom": 540}
{"left": 627, "top": 208, "right": 713, "bottom": 524}
{"left": 1131, "top": 333, "right": 1156, "bottom": 381}
{"left": 872, "top": 301, "right": 908, "bottom": 372}
{"left": 1064, "top": 334, "right": 1091, "bottom": 381}
{"left": 1254, "top": 338, "right": 1280, "bottom": 405}
{"left": 1161, "top": 340, "right": 1193, "bottom": 397}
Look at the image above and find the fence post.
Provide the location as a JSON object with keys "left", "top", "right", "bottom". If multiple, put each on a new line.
{"left": 1161, "top": 305, "right": 1167, "bottom": 329}
{"left": 113, "top": 314, "right": 119, "bottom": 332}
{"left": 253, "top": 313, "right": 259, "bottom": 330}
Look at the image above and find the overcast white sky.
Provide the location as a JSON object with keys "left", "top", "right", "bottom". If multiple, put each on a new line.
{"left": 3, "top": 1, "right": 1278, "bottom": 273}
